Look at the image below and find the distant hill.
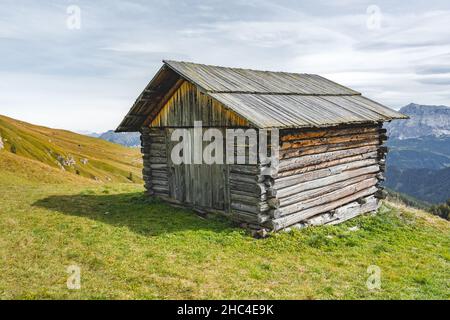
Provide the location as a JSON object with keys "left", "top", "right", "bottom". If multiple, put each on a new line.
{"left": 97, "top": 130, "right": 141, "bottom": 147}
{"left": 387, "top": 136, "right": 450, "bottom": 170}
{"left": 384, "top": 103, "right": 450, "bottom": 204}
{"left": 75, "top": 130, "right": 101, "bottom": 138}
{"left": 0, "top": 115, "right": 142, "bottom": 183}
{"left": 386, "top": 166, "right": 450, "bottom": 204}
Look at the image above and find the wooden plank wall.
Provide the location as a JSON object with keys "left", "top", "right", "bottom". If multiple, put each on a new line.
{"left": 149, "top": 81, "right": 249, "bottom": 128}
{"left": 264, "top": 123, "right": 387, "bottom": 231}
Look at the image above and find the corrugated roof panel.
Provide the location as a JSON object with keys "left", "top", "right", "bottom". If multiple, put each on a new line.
{"left": 209, "top": 93, "right": 406, "bottom": 129}
{"left": 164, "top": 60, "right": 360, "bottom": 95}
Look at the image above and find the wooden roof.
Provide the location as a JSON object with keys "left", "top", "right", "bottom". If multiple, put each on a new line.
{"left": 116, "top": 60, "right": 407, "bottom": 132}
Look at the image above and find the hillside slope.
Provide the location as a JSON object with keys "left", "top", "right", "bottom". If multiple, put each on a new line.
{"left": 0, "top": 115, "right": 142, "bottom": 183}
{"left": 385, "top": 136, "right": 450, "bottom": 204}
{"left": 386, "top": 166, "right": 450, "bottom": 204}
{"left": 387, "top": 136, "right": 450, "bottom": 170}
{"left": 0, "top": 151, "right": 95, "bottom": 186}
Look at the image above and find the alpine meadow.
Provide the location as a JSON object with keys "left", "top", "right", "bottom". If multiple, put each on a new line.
{"left": 0, "top": 115, "right": 448, "bottom": 299}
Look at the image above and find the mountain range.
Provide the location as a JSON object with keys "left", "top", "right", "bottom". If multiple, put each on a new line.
{"left": 93, "top": 130, "right": 141, "bottom": 147}
{"left": 386, "top": 103, "right": 450, "bottom": 139}
{"left": 78, "top": 130, "right": 140, "bottom": 147}
{"left": 385, "top": 103, "right": 450, "bottom": 204}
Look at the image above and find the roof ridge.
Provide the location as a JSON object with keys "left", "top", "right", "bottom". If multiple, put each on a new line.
{"left": 207, "top": 91, "right": 362, "bottom": 96}
{"left": 163, "top": 59, "right": 313, "bottom": 76}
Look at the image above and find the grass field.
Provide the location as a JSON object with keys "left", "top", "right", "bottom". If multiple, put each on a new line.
{"left": 1, "top": 150, "right": 449, "bottom": 299}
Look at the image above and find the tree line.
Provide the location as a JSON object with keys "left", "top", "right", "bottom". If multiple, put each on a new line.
{"left": 429, "top": 200, "right": 450, "bottom": 220}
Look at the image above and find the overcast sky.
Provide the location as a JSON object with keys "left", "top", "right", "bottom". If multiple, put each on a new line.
{"left": 1, "top": 0, "right": 450, "bottom": 132}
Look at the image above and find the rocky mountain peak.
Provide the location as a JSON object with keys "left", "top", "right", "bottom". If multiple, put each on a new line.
{"left": 386, "top": 103, "right": 450, "bottom": 139}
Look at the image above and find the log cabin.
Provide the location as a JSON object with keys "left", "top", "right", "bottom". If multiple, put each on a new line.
{"left": 116, "top": 60, "right": 407, "bottom": 233}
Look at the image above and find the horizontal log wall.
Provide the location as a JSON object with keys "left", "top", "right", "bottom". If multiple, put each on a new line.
{"left": 289, "top": 195, "right": 380, "bottom": 229}
{"left": 140, "top": 123, "right": 388, "bottom": 233}
{"left": 140, "top": 127, "right": 169, "bottom": 197}
{"left": 228, "top": 140, "right": 272, "bottom": 228}
{"left": 266, "top": 123, "right": 387, "bottom": 231}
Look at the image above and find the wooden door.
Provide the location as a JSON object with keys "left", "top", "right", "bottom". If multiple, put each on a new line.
{"left": 166, "top": 128, "right": 228, "bottom": 211}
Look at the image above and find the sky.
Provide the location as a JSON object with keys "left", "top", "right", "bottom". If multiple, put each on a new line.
{"left": 1, "top": 0, "right": 450, "bottom": 132}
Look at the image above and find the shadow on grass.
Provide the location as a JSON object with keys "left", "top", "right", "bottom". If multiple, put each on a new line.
{"left": 33, "top": 192, "right": 238, "bottom": 236}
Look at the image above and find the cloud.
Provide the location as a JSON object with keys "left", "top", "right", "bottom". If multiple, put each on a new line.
{"left": 416, "top": 76, "right": 450, "bottom": 85}
{"left": 0, "top": 0, "right": 449, "bottom": 131}
{"left": 416, "top": 66, "right": 450, "bottom": 75}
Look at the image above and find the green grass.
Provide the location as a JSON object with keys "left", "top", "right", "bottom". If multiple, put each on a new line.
{"left": 1, "top": 152, "right": 449, "bottom": 299}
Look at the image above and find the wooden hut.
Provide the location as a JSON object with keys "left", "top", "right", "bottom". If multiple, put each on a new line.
{"left": 117, "top": 60, "right": 407, "bottom": 232}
